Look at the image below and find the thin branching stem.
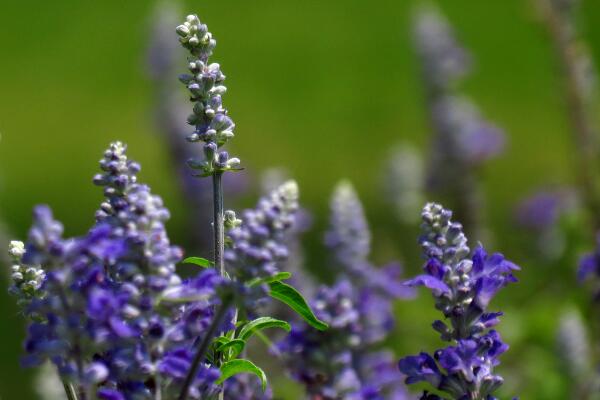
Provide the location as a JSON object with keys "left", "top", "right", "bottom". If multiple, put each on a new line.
{"left": 62, "top": 380, "right": 79, "bottom": 400}
{"left": 177, "top": 295, "right": 232, "bottom": 400}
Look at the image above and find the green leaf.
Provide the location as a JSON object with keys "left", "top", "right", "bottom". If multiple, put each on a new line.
{"left": 216, "top": 339, "right": 246, "bottom": 359}
{"left": 216, "top": 359, "right": 267, "bottom": 391}
{"left": 247, "top": 272, "right": 292, "bottom": 287}
{"left": 182, "top": 257, "right": 213, "bottom": 268}
{"left": 213, "top": 336, "right": 230, "bottom": 346}
{"left": 238, "top": 317, "right": 291, "bottom": 341}
{"left": 268, "top": 281, "right": 328, "bottom": 331}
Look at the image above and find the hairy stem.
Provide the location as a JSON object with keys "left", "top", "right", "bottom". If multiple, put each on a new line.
{"left": 177, "top": 296, "right": 232, "bottom": 400}
{"left": 213, "top": 171, "right": 225, "bottom": 277}
{"left": 62, "top": 380, "right": 79, "bottom": 400}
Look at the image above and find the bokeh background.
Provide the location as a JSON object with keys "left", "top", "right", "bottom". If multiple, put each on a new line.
{"left": 1, "top": 0, "right": 600, "bottom": 398}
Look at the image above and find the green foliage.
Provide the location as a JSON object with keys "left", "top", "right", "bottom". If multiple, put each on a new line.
{"left": 216, "top": 359, "right": 267, "bottom": 391}
{"left": 268, "top": 281, "right": 328, "bottom": 331}
{"left": 238, "top": 317, "right": 291, "bottom": 341}
{"left": 247, "top": 272, "right": 292, "bottom": 287}
{"left": 216, "top": 338, "right": 246, "bottom": 359}
{"left": 181, "top": 257, "right": 213, "bottom": 268}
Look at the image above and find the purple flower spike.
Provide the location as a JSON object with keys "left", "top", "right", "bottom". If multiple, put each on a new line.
{"left": 13, "top": 143, "right": 223, "bottom": 399}
{"left": 399, "top": 203, "right": 518, "bottom": 399}
{"left": 280, "top": 181, "right": 414, "bottom": 399}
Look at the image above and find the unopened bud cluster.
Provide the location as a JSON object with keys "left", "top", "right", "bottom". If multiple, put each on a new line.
{"left": 8, "top": 240, "right": 45, "bottom": 310}
{"left": 176, "top": 15, "right": 240, "bottom": 176}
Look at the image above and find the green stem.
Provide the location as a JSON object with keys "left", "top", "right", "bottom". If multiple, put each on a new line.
{"left": 177, "top": 296, "right": 232, "bottom": 400}
{"left": 540, "top": 0, "right": 600, "bottom": 233}
{"left": 62, "top": 380, "right": 79, "bottom": 400}
{"left": 213, "top": 170, "right": 227, "bottom": 400}
{"left": 213, "top": 171, "right": 225, "bottom": 277}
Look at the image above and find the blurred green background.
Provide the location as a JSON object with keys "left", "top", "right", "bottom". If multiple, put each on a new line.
{"left": 1, "top": 0, "right": 600, "bottom": 398}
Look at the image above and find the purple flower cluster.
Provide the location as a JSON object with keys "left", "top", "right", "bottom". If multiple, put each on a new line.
{"left": 399, "top": 203, "right": 519, "bottom": 399}
{"left": 176, "top": 15, "right": 240, "bottom": 176}
{"left": 414, "top": 6, "right": 505, "bottom": 238}
{"left": 13, "top": 143, "right": 227, "bottom": 399}
{"left": 226, "top": 181, "right": 299, "bottom": 307}
{"left": 280, "top": 181, "right": 413, "bottom": 399}
{"left": 515, "top": 188, "right": 578, "bottom": 260}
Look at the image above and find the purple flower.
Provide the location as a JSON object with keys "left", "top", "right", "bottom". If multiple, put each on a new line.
{"left": 414, "top": 6, "right": 506, "bottom": 238}
{"left": 278, "top": 280, "right": 362, "bottom": 398}
{"left": 398, "top": 353, "right": 442, "bottom": 387}
{"left": 97, "top": 388, "right": 125, "bottom": 400}
{"left": 226, "top": 181, "right": 299, "bottom": 307}
{"left": 280, "top": 182, "right": 414, "bottom": 399}
{"left": 578, "top": 233, "right": 600, "bottom": 284}
{"left": 515, "top": 189, "right": 571, "bottom": 230}
{"left": 399, "top": 203, "right": 517, "bottom": 399}
{"left": 15, "top": 143, "right": 224, "bottom": 398}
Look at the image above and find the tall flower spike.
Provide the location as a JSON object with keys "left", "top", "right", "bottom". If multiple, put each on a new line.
{"left": 176, "top": 15, "right": 240, "bottom": 176}
{"left": 325, "top": 180, "right": 371, "bottom": 268}
{"left": 259, "top": 168, "right": 316, "bottom": 296}
{"left": 147, "top": 3, "right": 247, "bottom": 253}
{"left": 515, "top": 188, "right": 577, "bottom": 260}
{"left": 556, "top": 308, "right": 592, "bottom": 397}
{"left": 383, "top": 143, "right": 425, "bottom": 225}
{"left": 399, "top": 203, "right": 518, "bottom": 399}
{"left": 226, "top": 181, "right": 299, "bottom": 303}
{"left": 17, "top": 144, "right": 224, "bottom": 399}
{"left": 280, "top": 181, "right": 413, "bottom": 399}
{"left": 325, "top": 180, "right": 414, "bottom": 299}
{"left": 413, "top": 6, "right": 505, "bottom": 239}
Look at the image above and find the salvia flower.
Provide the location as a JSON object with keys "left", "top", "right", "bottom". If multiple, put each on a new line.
{"left": 259, "top": 168, "right": 316, "bottom": 297}
{"left": 383, "top": 144, "right": 426, "bottom": 225}
{"left": 412, "top": 5, "right": 470, "bottom": 92}
{"left": 279, "top": 280, "right": 363, "bottom": 399}
{"left": 15, "top": 143, "right": 225, "bottom": 399}
{"left": 413, "top": 6, "right": 505, "bottom": 239}
{"left": 515, "top": 188, "right": 578, "bottom": 260}
{"left": 281, "top": 182, "right": 413, "bottom": 399}
{"left": 325, "top": 180, "right": 371, "bottom": 268}
{"left": 146, "top": 3, "right": 248, "bottom": 253}
{"left": 399, "top": 203, "right": 518, "bottom": 399}
{"left": 556, "top": 308, "right": 591, "bottom": 385}
{"left": 226, "top": 181, "right": 299, "bottom": 308}
{"left": 325, "top": 181, "right": 414, "bottom": 301}
{"left": 176, "top": 14, "right": 240, "bottom": 176}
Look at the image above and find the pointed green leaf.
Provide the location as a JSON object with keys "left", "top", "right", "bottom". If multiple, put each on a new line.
{"left": 247, "top": 272, "right": 292, "bottom": 287}
{"left": 216, "top": 339, "right": 246, "bottom": 359}
{"left": 268, "top": 281, "right": 328, "bottom": 331}
{"left": 216, "top": 359, "right": 267, "bottom": 391}
{"left": 182, "top": 257, "right": 213, "bottom": 268}
{"left": 238, "top": 317, "right": 291, "bottom": 341}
